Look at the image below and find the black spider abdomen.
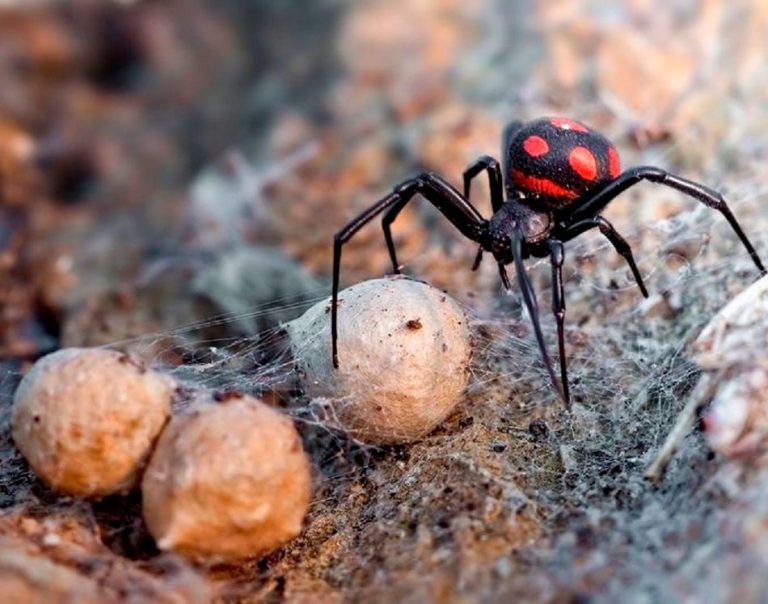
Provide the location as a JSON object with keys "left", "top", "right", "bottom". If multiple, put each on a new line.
{"left": 506, "top": 117, "right": 621, "bottom": 209}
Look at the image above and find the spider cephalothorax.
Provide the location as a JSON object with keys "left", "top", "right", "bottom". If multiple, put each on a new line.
{"left": 331, "top": 117, "right": 766, "bottom": 407}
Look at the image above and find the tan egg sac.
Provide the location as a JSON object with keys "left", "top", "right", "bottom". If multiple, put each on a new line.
{"left": 285, "top": 276, "right": 472, "bottom": 445}
{"left": 11, "top": 348, "right": 175, "bottom": 497}
{"left": 693, "top": 275, "right": 768, "bottom": 456}
{"left": 141, "top": 393, "right": 311, "bottom": 561}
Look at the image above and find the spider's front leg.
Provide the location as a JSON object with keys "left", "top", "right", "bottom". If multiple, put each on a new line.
{"left": 333, "top": 172, "right": 487, "bottom": 368}
{"left": 505, "top": 227, "right": 568, "bottom": 406}
{"left": 548, "top": 239, "right": 570, "bottom": 406}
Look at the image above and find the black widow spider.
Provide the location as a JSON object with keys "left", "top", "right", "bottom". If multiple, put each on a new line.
{"left": 331, "top": 117, "right": 766, "bottom": 407}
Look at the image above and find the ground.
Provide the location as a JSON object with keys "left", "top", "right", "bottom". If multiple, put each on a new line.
{"left": 2, "top": 1, "right": 768, "bottom": 602}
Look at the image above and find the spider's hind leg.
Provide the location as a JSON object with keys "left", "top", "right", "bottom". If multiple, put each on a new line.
{"left": 567, "top": 166, "right": 766, "bottom": 275}
{"left": 659, "top": 171, "right": 766, "bottom": 275}
{"left": 561, "top": 215, "right": 649, "bottom": 297}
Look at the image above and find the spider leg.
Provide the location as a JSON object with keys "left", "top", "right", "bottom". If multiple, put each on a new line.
{"left": 334, "top": 172, "right": 487, "bottom": 367}
{"left": 461, "top": 155, "right": 508, "bottom": 273}
{"left": 566, "top": 166, "right": 766, "bottom": 274}
{"left": 472, "top": 245, "right": 484, "bottom": 271}
{"left": 498, "top": 261, "right": 512, "bottom": 291}
{"left": 508, "top": 227, "right": 568, "bottom": 406}
{"left": 560, "top": 215, "right": 649, "bottom": 298}
{"left": 462, "top": 155, "right": 504, "bottom": 213}
{"left": 382, "top": 196, "right": 408, "bottom": 273}
{"left": 548, "top": 239, "right": 570, "bottom": 405}
{"left": 381, "top": 173, "right": 486, "bottom": 273}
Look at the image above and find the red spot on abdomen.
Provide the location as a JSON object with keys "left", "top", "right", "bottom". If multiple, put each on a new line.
{"left": 607, "top": 146, "right": 621, "bottom": 178}
{"left": 568, "top": 146, "right": 598, "bottom": 181}
{"left": 511, "top": 169, "right": 578, "bottom": 200}
{"left": 523, "top": 135, "right": 549, "bottom": 157}
{"left": 550, "top": 118, "right": 589, "bottom": 133}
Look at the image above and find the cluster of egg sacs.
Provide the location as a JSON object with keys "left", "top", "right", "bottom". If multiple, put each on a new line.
{"left": 11, "top": 277, "right": 473, "bottom": 560}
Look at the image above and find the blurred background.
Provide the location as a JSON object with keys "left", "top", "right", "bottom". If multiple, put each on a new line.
{"left": 2, "top": 0, "right": 768, "bottom": 601}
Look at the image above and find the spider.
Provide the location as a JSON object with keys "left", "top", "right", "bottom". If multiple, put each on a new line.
{"left": 331, "top": 117, "right": 766, "bottom": 407}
